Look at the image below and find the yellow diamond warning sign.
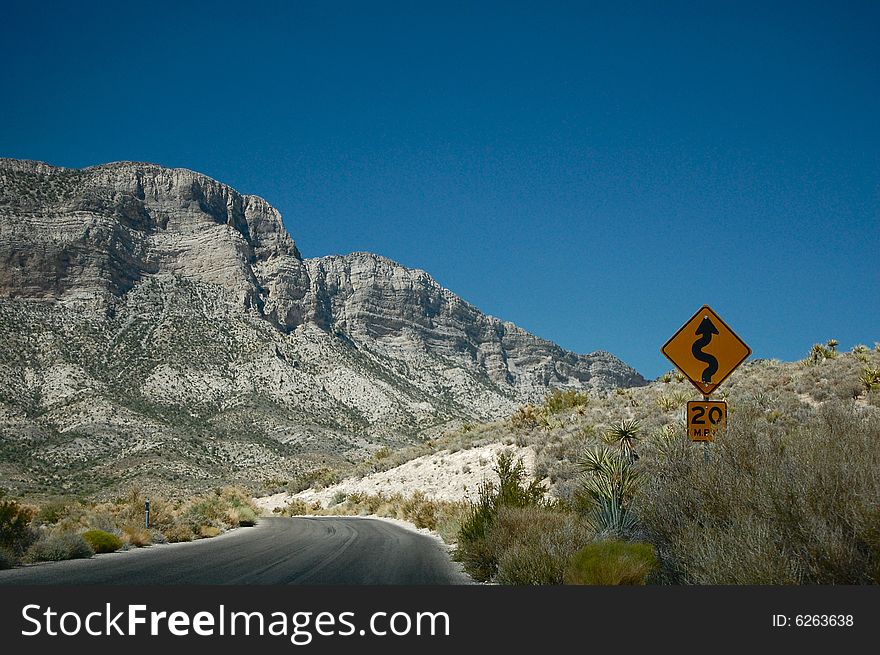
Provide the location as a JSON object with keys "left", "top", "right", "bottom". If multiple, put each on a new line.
{"left": 661, "top": 305, "right": 751, "bottom": 396}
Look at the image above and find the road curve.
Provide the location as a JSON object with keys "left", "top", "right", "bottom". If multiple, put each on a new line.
{"left": 0, "top": 517, "right": 472, "bottom": 585}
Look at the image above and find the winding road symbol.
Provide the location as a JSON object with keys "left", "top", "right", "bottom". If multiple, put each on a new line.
{"left": 661, "top": 304, "right": 751, "bottom": 396}
{"left": 692, "top": 316, "right": 719, "bottom": 384}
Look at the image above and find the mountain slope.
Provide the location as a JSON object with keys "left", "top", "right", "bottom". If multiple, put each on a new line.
{"left": 0, "top": 158, "right": 646, "bottom": 498}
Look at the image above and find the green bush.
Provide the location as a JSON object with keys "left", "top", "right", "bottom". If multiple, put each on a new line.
{"left": 27, "top": 533, "right": 94, "bottom": 562}
{"left": 82, "top": 529, "right": 123, "bottom": 554}
{"left": 0, "top": 497, "right": 36, "bottom": 556}
{"left": 565, "top": 540, "right": 657, "bottom": 585}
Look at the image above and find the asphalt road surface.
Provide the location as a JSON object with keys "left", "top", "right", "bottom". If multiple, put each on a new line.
{"left": 0, "top": 517, "right": 472, "bottom": 585}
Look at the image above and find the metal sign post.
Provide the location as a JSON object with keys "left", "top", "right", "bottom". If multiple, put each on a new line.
{"left": 702, "top": 396, "right": 710, "bottom": 463}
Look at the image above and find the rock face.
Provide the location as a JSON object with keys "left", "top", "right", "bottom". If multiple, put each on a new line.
{"left": 0, "top": 159, "right": 646, "bottom": 497}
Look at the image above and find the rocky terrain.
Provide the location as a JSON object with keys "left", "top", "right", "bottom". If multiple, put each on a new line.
{"left": 0, "top": 158, "right": 646, "bottom": 499}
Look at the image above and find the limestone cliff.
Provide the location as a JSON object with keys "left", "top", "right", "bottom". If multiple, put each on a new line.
{"left": 0, "top": 159, "right": 645, "bottom": 497}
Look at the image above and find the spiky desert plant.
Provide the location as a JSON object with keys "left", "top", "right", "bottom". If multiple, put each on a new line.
{"left": 861, "top": 367, "right": 880, "bottom": 392}
{"left": 576, "top": 446, "right": 642, "bottom": 535}
{"left": 655, "top": 395, "right": 676, "bottom": 411}
{"left": 603, "top": 418, "right": 642, "bottom": 463}
{"left": 510, "top": 404, "right": 540, "bottom": 430}
{"left": 807, "top": 343, "right": 832, "bottom": 365}
{"left": 826, "top": 339, "right": 839, "bottom": 353}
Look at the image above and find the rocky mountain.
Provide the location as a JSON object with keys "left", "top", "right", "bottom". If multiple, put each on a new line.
{"left": 0, "top": 158, "right": 646, "bottom": 498}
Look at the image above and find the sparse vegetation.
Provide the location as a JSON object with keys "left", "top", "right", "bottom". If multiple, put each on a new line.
{"left": 321, "top": 340, "right": 879, "bottom": 586}
{"left": 0, "top": 486, "right": 259, "bottom": 569}
{"left": 276, "top": 491, "right": 467, "bottom": 544}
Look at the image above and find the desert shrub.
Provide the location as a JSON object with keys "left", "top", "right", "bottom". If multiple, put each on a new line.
{"left": 279, "top": 498, "right": 318, "bottom": 516}
{"left": 122, "top": 527, "right": 152, "bottom": 547}
{"left": 82, "top": 529, "right": 123, "bottom": 553}
{"left": 543, "top": 389, "right": 589, "bottom": 415}
{"left": 229, "top": 506, "right": 258, "bottom": 527}
{"left": 490, "top": 506, "right": 593, "bottom": 585}
{"left": 198, "top": 525, "right": 221, "bottom": 538}
{"left": 0, "top": 546, "right": 17, "bottom": 570}
{"left": 187, "top": 487, "right": 262, "bottom": 529}
{"left": 636, "top": 401, "right": 880, "bottom": 584}
{"left": 510, "top": 405, "right": 540, "bottom": 430}
{"left": 0, "top": 497, "right": 36, "bottom": 555}
{"left": 27, "top": 532, "right": 93, "bottom": 562}
{"left": 35, "top": 501, "right": 69, "bottom": 526}
{"left": 289, "top": 467, "right": 342, "bottom": 492}
{"left": 163, "top": 524, "right": 194, "bottom": 543}
{"left": 565, "top": 540, "right": 657, "bottom": 585}
{"left": 374, "top": 446, "right": 393, "bottom": 460}
{"left": 399, "top": 492, "right": 435, "bottom": 529}
{"left": 457, "top": 451, "right": 547, "bottom": 581}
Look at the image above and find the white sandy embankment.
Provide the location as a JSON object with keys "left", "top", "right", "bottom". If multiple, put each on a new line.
{"left": 254, "top": 442, "right": 536, "bottom": 514}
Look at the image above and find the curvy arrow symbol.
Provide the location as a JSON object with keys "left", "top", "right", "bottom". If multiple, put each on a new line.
{"left": 692, "top": 316, "right": 719, "bottom": 384}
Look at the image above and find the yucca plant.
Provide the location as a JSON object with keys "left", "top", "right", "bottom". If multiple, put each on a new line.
{"left": 807, "top": 343, "right": 832, "bottom": 365}
{"left": 576, "top": 446, "right": 642, "bottom": 536}
{"left": 655, "top": 395, "right": 676, "bottom": 411}
{"left": 861, "top": 367, "right": 880, "bottom": 392}
{"left": 603, "top": 418, "right": 642, "bottom": 463}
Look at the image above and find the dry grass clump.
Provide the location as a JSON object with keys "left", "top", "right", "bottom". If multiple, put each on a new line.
{"left": 564, "top": 540, "right": 658, "bottom": 585}
{"left": 490, "top": 506, "right": 593, "bottom": 585}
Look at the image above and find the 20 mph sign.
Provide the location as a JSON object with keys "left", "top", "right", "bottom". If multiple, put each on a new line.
{"left": 661, "top": 305, "right": 751, "bottom": 396}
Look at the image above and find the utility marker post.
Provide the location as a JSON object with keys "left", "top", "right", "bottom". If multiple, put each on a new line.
{"left": 145, "top": 497, "right": 151, "bottom": 529}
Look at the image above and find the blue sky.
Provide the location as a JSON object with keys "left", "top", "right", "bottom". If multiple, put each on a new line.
{"left": 2, "top": 1, "right": 877, "bottom": 379}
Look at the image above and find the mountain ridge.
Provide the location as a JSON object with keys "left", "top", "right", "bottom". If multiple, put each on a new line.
{"left": 0, "top": 158, "right": 646, "bottom": 498}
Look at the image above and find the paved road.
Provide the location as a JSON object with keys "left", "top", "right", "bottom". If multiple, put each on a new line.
{"left": 0, "top": 517, "right": 472, "bottom": 585}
